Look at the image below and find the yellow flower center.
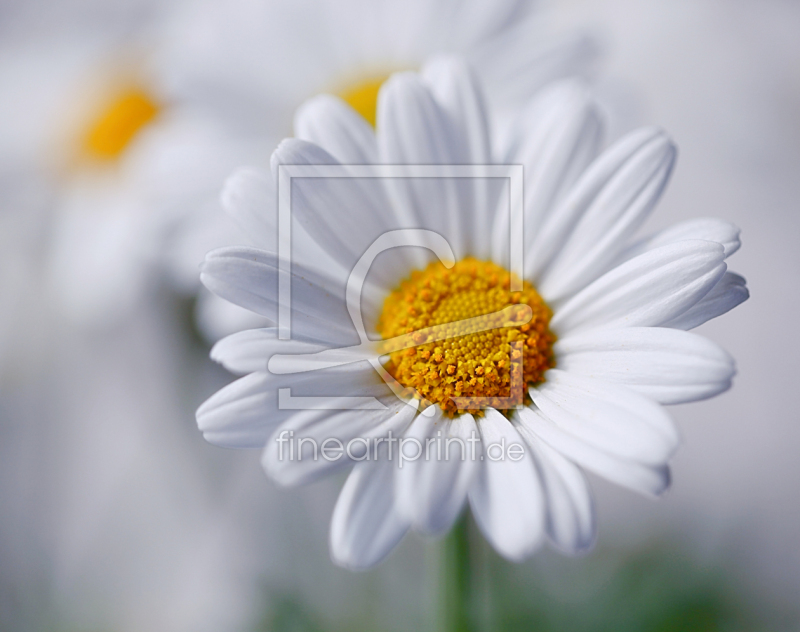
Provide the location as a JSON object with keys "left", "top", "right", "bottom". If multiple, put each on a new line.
{"left": 82, "top": 86, "right": 160, "bottom": 160}
{"left": 377, "top": 259, "right": 556, "bottom": 417}
{"left": 339, "top": 76, "right": 386, "bottom": 127}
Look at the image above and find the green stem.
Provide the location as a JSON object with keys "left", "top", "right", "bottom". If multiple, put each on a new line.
{"left": 437, "top": 513, "right": 475, "bottom": 632}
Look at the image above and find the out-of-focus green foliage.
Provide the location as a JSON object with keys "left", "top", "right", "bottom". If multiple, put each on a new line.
{"left": 253, "top": 541, "right": 797, "bottom": 632}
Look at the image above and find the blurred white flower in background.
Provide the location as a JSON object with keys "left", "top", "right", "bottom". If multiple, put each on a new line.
{"left": 159, "top": 0, "right": 595, "bottom": 144}
{"left": 0, "top": 5, "right": 284, "bottom": 632}
{"left": 2, "top": 38, "right": 266, "bottom": 331}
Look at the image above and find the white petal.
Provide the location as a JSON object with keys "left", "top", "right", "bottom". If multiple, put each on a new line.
{"left": 516, "top": 406, "right": 671, "bottom": 497}
{"left": 555, "top": 327, "right": 736, "bottom": 404}
{"left": 270, "top": 138, "right": 396, "bottom": 275}
{"left": 330, "top": 457, "right": 410, "bottom": 571}
{"left": 620, "top": 217, "right": 741, "bottom": 262}
{"left": 421, "top": 56, "right": 494, "bottom": 259}
{"left": 529, "top": 370, "right": 679, "bottom": 465}
{"left": 468, "top": 409, "right": 545, "bottom": 562}
{"left": 220, "top": 166, "right": 335, "bottom": 272}
{"left": 211, "top": 328, "right": 327, "bottom": 375}
{"left": 443, "top": 0, "right": 533, "bottom": 50}
{"left": 525, "top": 127, "right": 662, "bottom": 289}
{"left": 512, "top": 420, "right": 596, "bottom": 554}
{"left": 200, "top": 246, "right": 357, "bottom": 345}
{"left": 492, "top": 80, "right": 603, "bottom": 271}
{"left": 262, "top": 396, "right": 411, "bottom": 488}
{"left": 661, "top": 272, "right": 749, "bottom": 330}
{"left": 421, "top": 56, "right": 491, "bottom": 164}
{"left": 550, "top": 240, "right": 727, "bottom": 335}
{"left": 196, "top": 363, "right": 383, "bottom": 448}
{"left": 196, "top": 373, "right": 278, "bottom": 448}
{"left": 220, "top": 167, "right": 276, "bottom": 250}
{"left": 472, "top": 22, "right": 598, "bottom": 113}
{"left": 194, "top": 287, "right": 273, "bottom": 344}
{"left": 376, "top": 71, "right": 471, "bottom": 259}
{"left": 538, "top": 128, "right": 677, "bottom": 301}
{"left": 395, "top": 409, "right": 480, "bottom": 535}
{"left": 294, "top": 94, "right": 378, "bottom": 164}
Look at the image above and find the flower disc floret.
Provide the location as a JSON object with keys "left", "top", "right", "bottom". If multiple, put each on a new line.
{"left": 377, "top": 258, "right": 556, "bottom": 416}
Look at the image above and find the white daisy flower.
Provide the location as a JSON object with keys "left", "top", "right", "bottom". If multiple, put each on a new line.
{"left": 161, "top": 0, "right": 595, "bottom": 145}
{"left": 197, "top": 58, "right": 748, "bottom": 569}
{"left": 0, "top": 19, "right": 269, "bottom": 329}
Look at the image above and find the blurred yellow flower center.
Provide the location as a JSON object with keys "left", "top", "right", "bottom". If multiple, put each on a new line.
{"left": 339, "top": 77, "right": 386, "bottom": 127}
{"left": 377, "top": 259, "right": 556, "bottom": 417}
{"left": 83, "top": 87, "right": 160, "bottom": 160}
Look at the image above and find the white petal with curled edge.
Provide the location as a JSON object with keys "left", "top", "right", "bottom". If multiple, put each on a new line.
{"left": 197, "top": 362, "right": 383, "bottom": 448}
{"left": 211, "top": 328, "right": 327, "bottom": 375}
{"left": 661, "top": 272, "right": 749, "bottom": 330}
{"left": 620, "top": 217, "right": 741, "bottom": 262}
{"left": 550, "top": 240, "right": 727, "bottom": 336}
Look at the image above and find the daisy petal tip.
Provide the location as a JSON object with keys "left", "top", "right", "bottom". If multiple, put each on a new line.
{"left": 198, "top": 267, "right": 225, "bottom": 297}
{"left": 207, "top": 335, "right": 229, "bottom": 364}
{"left": 379, "top": 71, "right": 432, "bottom": 108}
{"left": 328, "top": 545, "right": 379, "bottom": 573}
{"left": 494, "top": 534, "right": 545, "bottom": 564}
{"left": 294, "top": 92, "right": 340, "bottom": 123}
{"left": 630, "top": 125, "right": 678, "bottom": 162}
{"left": 638, "top": 127, "right": 677, "bottom": 170}
{"left": 736, "top": 276, "right": 750, "bottom": 301}
{"left": 328, "top": 520, "right": 400, "bottom": 572}
{"left": 547, "top": 76, "right": 593, "bottom": 105}
{"left": 220, "top": 165, "right": 264, "bottom": 207}
{"left": 550, "top": 527, "right": 597, "bottom": 557}
{"left": 270, "top": 137, "right": 338, "bottom": 176}
{"left": 653, "top": 466, "right": 673, "bottom": 497}
{"left": 259, "top": 449, "right": 298, "bottom": 489}
{"left": 194, "top": 404, "right": 213, "bottom": 432}
{"left": 420, "top": 405, "right": 437, "bottom": 418}
{"left": 420, "top": 54, "right": 475, "bottom": 85}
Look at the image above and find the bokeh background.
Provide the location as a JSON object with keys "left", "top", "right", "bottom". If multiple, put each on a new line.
{"left": 1, "top": 0, "right": 798, "bottom": 630}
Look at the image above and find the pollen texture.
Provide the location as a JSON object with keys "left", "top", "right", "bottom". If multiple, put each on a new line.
{"left": 83, "top": 87, "right": 159, "bottom": 160}
{"left": 377, "top": 259, "right": 556, "bottom": 416}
